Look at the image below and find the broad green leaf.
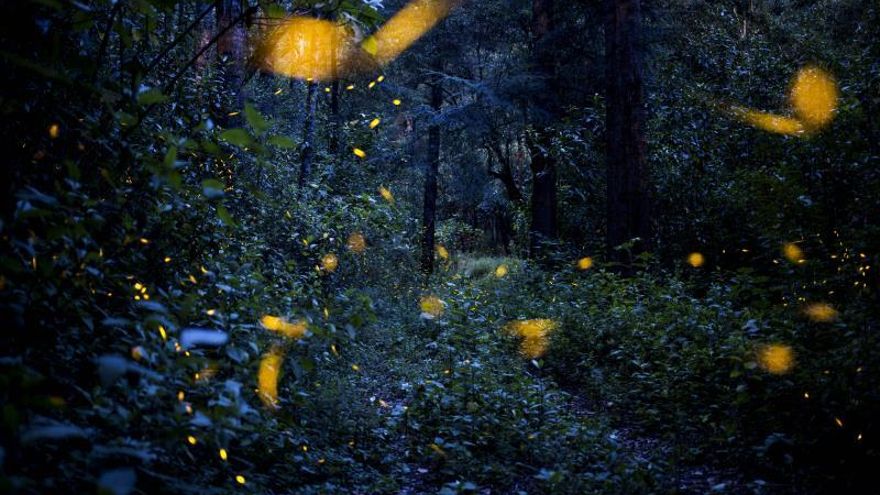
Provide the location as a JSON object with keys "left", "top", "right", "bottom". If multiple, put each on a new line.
{"left": 268, "top": 135, "right": 296, "bottom": 148}
{"left": 219, "top": 128, "right": 252, "bottom": 147}
{"left": 217, "top": 205, "right": 237, "bottom": 227}
{"left": 201, "top": 179, "right": 225, "bottom": 199}
{"left": 163, "top": 146, "right": 177, "bottom": 168}
{"left": 244, "top": 102, "right": 269, "bottom": 135}
{"left": 136, "top": 87, "right": 168, "bottom": 105}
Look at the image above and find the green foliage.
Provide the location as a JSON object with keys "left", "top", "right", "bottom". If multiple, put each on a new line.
{"left": 1, "top": 0, "right": 878, "bottom": 493}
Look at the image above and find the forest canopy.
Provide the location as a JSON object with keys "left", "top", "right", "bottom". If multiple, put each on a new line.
{"left": 0, "top": 0, "right": 878, "bottom": 493}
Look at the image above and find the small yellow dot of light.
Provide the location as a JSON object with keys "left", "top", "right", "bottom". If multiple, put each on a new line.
{"left": 235, "top": 475, "right": 246, "bottom": 485}
{"left": 187, "top": 435, "right": 197, "bottom": 445}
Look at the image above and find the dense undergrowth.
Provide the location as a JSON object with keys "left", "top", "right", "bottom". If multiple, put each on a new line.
{"left": 2, "top": 0, "right": 879, "bottom": 493}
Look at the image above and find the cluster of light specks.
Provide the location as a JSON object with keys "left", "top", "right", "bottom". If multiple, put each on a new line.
{"left": 677, "top": 234, "right": 868, "bottom": 442}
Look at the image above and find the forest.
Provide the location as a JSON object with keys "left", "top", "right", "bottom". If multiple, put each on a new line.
{"left": 0, "top": 0, "right": 878, "bottom": 493}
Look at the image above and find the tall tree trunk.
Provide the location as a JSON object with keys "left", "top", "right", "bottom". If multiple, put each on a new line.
{"left": 604, "top": 0, "right": 651, "bottom": 271}
{"left": 527, "top": 0, "right": 559, "bottom": 257}
{"left": 216, "top": 0, "right": 246, "bottom": 114}
{"left": 299, "top": 81, "right": 318, "bottom": 189}
{"left": 488, "top": 141, "right": 524, "bottom": 204}
{"left": 328, "top": 21, "right": 342, "bottom": 159}
{"left": 421, "top": 78, "right": 443, "bottom": 274}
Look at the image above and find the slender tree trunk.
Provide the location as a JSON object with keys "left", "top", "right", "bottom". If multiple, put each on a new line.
{"left": 299, "top": 81, "right": 318, "bottom": 189}
{"left": 488, "top": 142, "right": 524, "bottom": 204}
{"left": 421, "top": 78, "right": 443, "bottom": 274}
{"left": 604, "top": 0, "right": 651, "bottom": 271}
{"left": 216, "top": 0, "right": 246, "bottom": 119}
{"left": 527, "top": 0, "right": 559, "bottom": 257}
{"left": 328, "top": 21, "right": 342, "bottom": 159}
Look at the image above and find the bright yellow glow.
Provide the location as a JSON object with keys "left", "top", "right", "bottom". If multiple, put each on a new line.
{"left": 347, "top": 232, "right": 366, "bottom": 253}
{"left": 351, "top": 364, "right": 360, "bottom": 371}
{"left": 419, "top": 295, "right": 445, "bottom": 319}
{"left": 576, "top": 257, "right": 593, "bottom": 270}
{"left": 369, "top": 0, "right": 458, "bottom": 66}
{"left": 368, "top": 81, "right": 377, "bottom": 89}
{"left": 687, "top": 252, "right": 705, "bottom": 268}
{"left": 187, "top": 435, "right": 197, "bottom": 445}
{"left": 321, "top": 253, "right": 339, "bottom": 272}
{"left": 353, "top": 148, "right": 367, "bottom": 158}
{"left": 377, "top": 75, "right": 385, "bottom": 82}
{"left": 804, "top": 302, "right": 838, "bottom": 322}
{"left": 393, "top": 98, "right": 402, "bottom": 106}
{"left": 346, "top": 84, "right": 355, "bottom": 90}
{"left": 791, "top": 66, "right": 838, "bottom": 128}
{"left": 740, "top": 109, "right": 805, "bottom": 135}
{"left": 505, "top": 319, "right": 558, "bottom": 358}
{"left": 436, "top": 244, "right": 449, "bottom": 260}
{"left": 219, "top": 448, "right": 228, "bottom": 461}
{"left": 757, "top": 344, "right": 794, "bottom": 374}
{"left": 258, "top": 348, "right": 284, "bottom": 409}
{"left": 261, "top": 17, "right": 350, "bottom": 81}
{"left": 732, "top": 65, "right": 838, "bottom": 136}
{"left": 164, "top": 256, "right": 172, "bottom": 263}
{"left": 379, "top": 186, "right": 395, "bottom": 204}
{"left": 158, "top": 325, "right": 167, "bottom": 341}
{"left": 48, "top": 123, "right": 59, "bottom": 139}
{"left": 235, "top": 475, "right": 246, "bottom": 485}
{"left": 369, "top": 118, "right": 381, "bottom": 129}
{"left": 260, "top": 315, "right": 307, "bottom": 339}
{"left": 362, "top": 35, "right": 378, "bottom": 55}
{"left": 495, "top": 264, "right": 509, "bottom": 278}
{"left": 782, "top": 243, "right": 805, "bottom": 264}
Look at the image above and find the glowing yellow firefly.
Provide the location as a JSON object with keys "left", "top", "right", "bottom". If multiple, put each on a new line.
{"left": 436, "top": 244, "right": 449, "bottom": 260}
{"left": 577, "top": 257, "right": 593, "bottom": 270}
{"left": 260, "top": 315, "right": 307, "bottom": 339}
{"left": 687, "top": 252, "right": 705, "bottom": 268}
{"left": 505, "top": 319, "right": 558, "bottom": 359}
{"left": 369, "top": 0, "right": 459, "bottom": 66}
{"left": 321, "top": 253, "right": 339, "bottom": 273}
{"left": 732, "top": 65, "right": 838, "bottom": 136}
{"left": 757, "top": 344, "right": 795, "bottom": 374}
{"left": 495, "top": 264, "right": 509, "bottom": 278}
{"left": 347, "top": 232, "right": 366, "bottom": 253}
{"left": 804, "top": 302, "right": 838, "bottom": 322}
{"left": 419, "top": 295, "right": 445, "bottom": 319}
{"left": 258, "top": 347, "right": 284, "bottom": 408}
{"left": 782, "top": 242, "right": 805, "bottom": 264}
{"left": 379, "top": 186, "right": 394, "bottom": 204}
{"left": 261, "top": 17, "right": 350, "bottom": 81}
{"left": 353, "top": 148, "right": 367, "bottom": 158}
{"left": 369, "top": 118, "right": 381, "bottom": 129}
